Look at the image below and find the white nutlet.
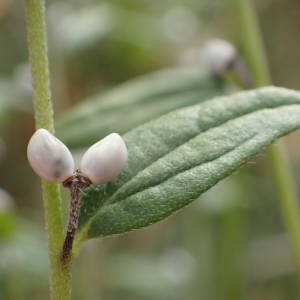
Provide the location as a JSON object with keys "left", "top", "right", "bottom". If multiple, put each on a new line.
{"left": 27, "top": 129, "right": 75, "bottom": 183}
{"left": 201, "top": 39, "right": 236, "bottom": 74}
{"left": 80, "top": 133, "right": 128, "bottom": 184}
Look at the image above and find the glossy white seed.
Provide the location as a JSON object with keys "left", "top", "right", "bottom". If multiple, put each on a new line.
{"left": 27, "top": 129, "right": 75, "bottom": 183}
{"left": 80, "top": 133, "right": 128, "bottom": 184}
{"left": 201, "top": 39, "right": 236, "bottom": 74}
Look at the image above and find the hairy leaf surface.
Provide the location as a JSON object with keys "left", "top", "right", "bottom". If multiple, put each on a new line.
{"left": 76, "top": 87, "right": 300, "bottom": 241}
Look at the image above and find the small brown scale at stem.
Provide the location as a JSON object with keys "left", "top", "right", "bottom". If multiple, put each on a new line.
{"left": 61, "top": 170, "right": 92, "bottom": 266}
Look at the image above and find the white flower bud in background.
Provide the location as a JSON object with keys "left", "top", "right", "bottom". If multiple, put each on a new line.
{"left": 201, "top": 38, "right": 253, "bottom": 88}
{"left": 80, "top": 133, "right": 128, "bottom": 184}
{"left": 27, "top": 129, "right": 75, "bottom": 183}
{"left": 201, "top": 39, "right": 237, "bottom": 74}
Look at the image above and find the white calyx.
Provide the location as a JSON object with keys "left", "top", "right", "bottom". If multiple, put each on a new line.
{"left": 80, "top": 133, "right": 128, "bottom": 184}
{"left": 27, "top": 129, "right": 75, "bottom": 183}
{"left": 27, "top": 129, "right": 128, "bottom": 184}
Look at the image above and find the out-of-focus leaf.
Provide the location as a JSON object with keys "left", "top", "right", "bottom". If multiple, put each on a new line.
{"left": 106, "top": 250, "right": 195, "bottom": 300}
{"left": 74, "top": 87, "right": 300, "bottom": 242}
{"left": 0, "top": 222, "right": 47, "bottom": 275}
{"left": 0, "top": 77, "right": 31, "bottom": 128}
{"left": 57, "top": 68, "right": 227, "bottom": 148}
{"left": 49, "top": 3, "right": 115, "bottom": 54}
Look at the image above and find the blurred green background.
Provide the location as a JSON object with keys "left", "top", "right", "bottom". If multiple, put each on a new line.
{"left": 1, "top": 0, "right": 300, "bottom": 299}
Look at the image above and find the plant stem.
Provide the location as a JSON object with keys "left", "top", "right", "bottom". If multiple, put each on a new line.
{"left": 229, "top": 0, "right": 270, "bottom": 87}
{"left": 215, "top": 179, "right": 248, "bottom": 300}
{"left": 62, "top": 173, "right": 91, "bottom": 266}
{"left": 230, "top": 0, "right": 300, "bottom": 279}
{"left": 24, "top": 0, "right": 71, "bottom": 299}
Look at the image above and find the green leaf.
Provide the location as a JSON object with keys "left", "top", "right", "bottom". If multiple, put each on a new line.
{"left": 76, "top": 87, "right": 300, "bottom": 242}
{"left": 56, "top": 68, "right": 226, "bottom": 148}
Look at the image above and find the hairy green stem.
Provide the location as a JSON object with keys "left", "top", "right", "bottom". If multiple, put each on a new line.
{"left": 230, "top": 0, "right": 300, "bottom": 280}
{"left": 24, "top": 0, "right": 71, "bottom": 299}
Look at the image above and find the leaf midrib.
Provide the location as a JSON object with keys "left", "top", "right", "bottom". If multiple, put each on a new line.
{"left": 76, "top": 129, "right": 257, "bottom": 241}
{"left": 101, "top": 97, "right": 300, "bottom": 207}
{"left": 77, "top": 94, "right": 300, "bottom": 238}
{"left": 84, "top": 129, "right": 268, "bottom": 240}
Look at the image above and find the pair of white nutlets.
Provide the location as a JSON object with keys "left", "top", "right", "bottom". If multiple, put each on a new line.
{"left": 27, "top": 129, "right": 128, "bottom": 184}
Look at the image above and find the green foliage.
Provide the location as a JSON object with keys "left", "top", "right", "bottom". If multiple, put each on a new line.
{"left": 0, "top": 223, "right": 48, "bottom": 299}
{"left": 57, "top": 68, "right": 226, "bottom": 148}
{"left": 0, "top": 212, "right": 17, "bottom": 239}
{"left": 75, "top": 86, "right": 300, "bottom": 241}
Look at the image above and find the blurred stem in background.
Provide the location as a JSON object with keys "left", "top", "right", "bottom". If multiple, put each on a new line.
{"left": 230, "top": 0, "right": 300, "bottom": 285}
{"left": 215, "top": 183, "right": 248, "bottom": 300}
{"left": 184, "top": 177, "right": 248, "bottom": 300}
{"left": 24, "top": 0, "right": 71, "bottom": 299}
